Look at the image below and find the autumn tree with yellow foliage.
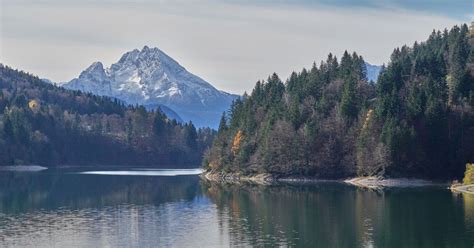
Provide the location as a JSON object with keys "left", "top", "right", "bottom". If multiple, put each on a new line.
{"left": 231, "top": 130, "right": 244, "bottom": 156}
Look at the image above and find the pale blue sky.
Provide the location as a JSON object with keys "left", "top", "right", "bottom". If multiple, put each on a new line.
{"left": 226, "top": 0, "right": 472, "bottom": 19}
{"left": 1, "top": 0, "right": 471, "bottom": 93}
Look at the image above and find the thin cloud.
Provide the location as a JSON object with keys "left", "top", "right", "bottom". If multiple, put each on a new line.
{"left": 0, "top": 0, "right": 468, "bottom": 94}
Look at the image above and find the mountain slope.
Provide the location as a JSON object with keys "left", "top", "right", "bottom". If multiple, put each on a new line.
{"left": 0, "top": 64, "right": 215, "bottom": 167}
{"left": 63, "top": 46, "right": 238, "bottom": 128}
{"left": 149, "top": 104, "right": 183, "bottom": 123}
{"left": 42, "top": 77, "right": 183, "bottom": 123}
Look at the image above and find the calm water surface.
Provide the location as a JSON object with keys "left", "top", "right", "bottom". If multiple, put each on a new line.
{"left": 0, "top": 168, "right": 472, "bottom": 247}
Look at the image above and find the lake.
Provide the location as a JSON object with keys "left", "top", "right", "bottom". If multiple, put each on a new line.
{"left": 0, "top": 168, "right": 472, "bottom": 247}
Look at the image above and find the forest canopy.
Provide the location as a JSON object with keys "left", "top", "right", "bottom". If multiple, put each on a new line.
{"left": 204, "top": 24, "right": 474, "bottom": 180}
{"left": 0, "top": 65, "right": 215, "bottom": 167}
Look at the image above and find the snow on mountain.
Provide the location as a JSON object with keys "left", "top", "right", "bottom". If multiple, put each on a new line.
{"left": 365, "top": 63, "right": 382, "bottom": 83}
{"left": 42, "top": 75, "right": 183, "bottom": 123}
{"left": 64, "top": 46, "right": 238, "bottom": 128}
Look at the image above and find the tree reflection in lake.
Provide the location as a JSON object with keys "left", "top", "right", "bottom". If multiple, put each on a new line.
{"left": 201, "top": 181, "right": 474, "bottom": 248}
{"left": 0, "top": 170, "right": 472, "bottom": 247}
{"left": 0, "top": 170, "right": 200, "bottom": 213}
{"left": 0, "top": 170, "right": 231, "bottom": 247}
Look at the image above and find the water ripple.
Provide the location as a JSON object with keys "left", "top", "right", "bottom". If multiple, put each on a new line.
{"left": 78, "top": 168, "right": 203, "bottom": 176}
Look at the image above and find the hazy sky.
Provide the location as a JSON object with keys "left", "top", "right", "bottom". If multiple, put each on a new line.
{"left": 0, "top": 0, "right": 471, "bottom": 94}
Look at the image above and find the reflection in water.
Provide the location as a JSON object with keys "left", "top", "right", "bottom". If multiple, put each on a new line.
{"left": 202, "top": 182, "right": 474, "bottom": 248}
{"left": 0, "top": 171, "right": 201, "bottom": 212}
{"left": 0, "top": 170, "right": 230, "bottom": 247}
{"left": 0, "top": 170, "right": 472, "bottom": 248}
{"left": 0, "top": 200, "right": 230, "bottom": 247}
{"left": 79, "top": 168, "right": 203, "bottom": 176}
{"left": 461, "top": 193, "right": 474, "bottom": 243}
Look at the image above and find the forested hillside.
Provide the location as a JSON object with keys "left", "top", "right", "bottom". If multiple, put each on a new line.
{"left": 204, "top": 24, "right": 474, "bottom": 179}
{"left": 0, "top": 65, "right": 215, "bottom": 166}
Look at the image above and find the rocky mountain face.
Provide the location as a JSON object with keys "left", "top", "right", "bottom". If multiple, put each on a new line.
{"left": 63, "top": 46, "right": 238, "bottom": 128}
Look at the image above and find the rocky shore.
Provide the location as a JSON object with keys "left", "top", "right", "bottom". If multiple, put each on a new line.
{"left": 344, "top": 177, "right": 446, "bottom": 189}
{"left": 202, "top": 171, "right": 276, "bottom": 185}
{"left": 450, "top": 184, "right": 474, "bottom": 194}
{"left": 203, "top": 171, "right": 450, "bottom": 190}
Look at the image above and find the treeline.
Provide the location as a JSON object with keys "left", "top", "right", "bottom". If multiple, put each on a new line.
{"left": 204, "top": 24, "right": 474, "bottom": 179}
{"left": 0, "top": 65, "right": 215, "bottom": 166}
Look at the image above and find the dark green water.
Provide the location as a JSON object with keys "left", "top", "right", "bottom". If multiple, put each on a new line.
{"left": 0, "top": 168, "right": 472, "bottom": 247}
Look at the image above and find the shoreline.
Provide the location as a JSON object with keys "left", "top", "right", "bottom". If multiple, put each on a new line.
{"left": 202, "top": 171, "right": 276, "bottom": 185}
{"left": 344, "top": 177, "right": 447, "bottom": 189}
{"left": 202, "top": 171, "right": 447, "bottom": 188}
{"left": 450, "top": 184, "right": 474, "bottom": 194}
{"left": 202, "top": 171, "right": 343, "bottom": 185}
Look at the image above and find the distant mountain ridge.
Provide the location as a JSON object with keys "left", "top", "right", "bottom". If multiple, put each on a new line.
{"left": 144, "top": 104, "right": 183, "bottom": 123}
{"left": 365, "top": 63, "right": 382, "bottom": 82}
{"left": 63, "top": 46, "right": 238, "bottom": 128}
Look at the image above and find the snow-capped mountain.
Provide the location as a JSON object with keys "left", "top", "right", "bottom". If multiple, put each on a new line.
{"left": 365, "top": 63, "right": 382, "bottom": 83}
{"left": 64, "top": 46, "right": 238, "bottom": 128}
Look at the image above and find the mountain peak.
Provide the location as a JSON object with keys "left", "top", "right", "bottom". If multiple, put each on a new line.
{"left": 85, "top": 61, "right": 104, "bottom": 71}
{"left": 142, "top": 45, "right": 156, "bottom": 53}
{"left": 112, "top": 46, "right": 182, "bottom": 75}
{"left": 80, "top": 61, "right": 106, "bottom": 79}
{"left": 117, "top": 49, "right": 140, "bottom": 64}
{"left": 63, "top": 46, "right": 238, "bottom": 128}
